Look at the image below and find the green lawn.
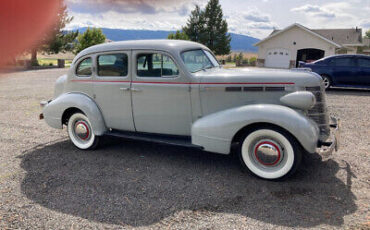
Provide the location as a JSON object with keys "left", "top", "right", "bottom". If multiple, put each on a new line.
{"left": 38, "top": 58, "right": 73, "bottom": 68}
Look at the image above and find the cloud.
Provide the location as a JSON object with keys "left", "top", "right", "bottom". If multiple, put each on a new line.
{"left": 243, "top": 10, "right": 270, "bottom": 22}
{"left": 360, "top": 19, "right": 370, "bottom": 29}
{"left": 66, "top": 0, "right": 203, "bottom": 15}
{"left": 291, "top": 4, "right": 335, "bottom": 18}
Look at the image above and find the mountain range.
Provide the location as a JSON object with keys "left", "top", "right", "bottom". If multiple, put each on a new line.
{"left": 73, "top": 27, "right": 259, "bottom": 52}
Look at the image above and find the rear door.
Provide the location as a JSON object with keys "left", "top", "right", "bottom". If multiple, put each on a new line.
{"left": 92, "top": 51, "right": 135, "bottom": 131}
{"left": 330, "top": 57, "right": 357, "bottom": 86}
{"left": 357, "top": 57, "right": 370, "bottom": 87}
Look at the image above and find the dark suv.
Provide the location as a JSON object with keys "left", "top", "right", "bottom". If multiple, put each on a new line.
{"left": 299, "top": 54, "right": 370, "bottom": 89}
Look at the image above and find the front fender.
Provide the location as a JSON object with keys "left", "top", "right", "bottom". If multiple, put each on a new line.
{"left": 43, "top": 93, "right": 107, "bottom": 135}
{"left": 191, "top": 104, "right": 319, "bottom": 154}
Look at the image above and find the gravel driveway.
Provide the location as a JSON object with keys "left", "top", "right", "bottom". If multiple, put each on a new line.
{"left": 0, "top": 69, "right": 369, "bottom": 229}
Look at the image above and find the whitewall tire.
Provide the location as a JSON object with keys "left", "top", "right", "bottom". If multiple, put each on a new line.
{"left": 67, "top": 113, "right": 100, "bottom": 150}
{"left": 238, "top": 127, "right": 302, "bottom": 180}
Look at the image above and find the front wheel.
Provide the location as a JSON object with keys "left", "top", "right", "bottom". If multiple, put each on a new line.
{"left": 67, "top": 113, "right": 100, "bottom": 150}
{"left": 238, "top": 127, "right": 302, "bottom": 180}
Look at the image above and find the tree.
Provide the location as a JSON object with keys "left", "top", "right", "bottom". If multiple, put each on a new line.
{"left": 183, "top": 0, "right": 231, "bottom": 55}
{"left": 30, "top": 1, "right": 77, "bottom": 66}
{"left": 203, "top": 0, "right": 231, "bottom": 55}
{"left": 168, "top": 30, "right": 189, "bottom": 40}
{"left": 365, "top": 29, "right": 370, "bottom": 39}
{"left": 74, "top": 28, "right": 106, "bottom": 54}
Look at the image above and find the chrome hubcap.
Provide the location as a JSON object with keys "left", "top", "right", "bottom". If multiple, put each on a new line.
{"left": 74, "top": 121, "right": 89, "bottom": 140}
{"left": 323, "top": 78, "right": 330, "bottom": 88}
{"left": 254, "top": 141, "right": 281, "bottom": 166}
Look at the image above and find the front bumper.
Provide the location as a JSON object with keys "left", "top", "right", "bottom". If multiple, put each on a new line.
{"left": 317, "top": 116, "right": 340, "bottom": 156}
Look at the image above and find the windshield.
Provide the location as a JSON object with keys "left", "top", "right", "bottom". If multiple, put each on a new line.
{"left": 181, "top": 49, "right": 220, "bottom": 73}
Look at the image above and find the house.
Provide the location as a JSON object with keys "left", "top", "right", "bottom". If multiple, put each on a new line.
{"left": 254, "top": 23, "right": 367, "bottom": 68}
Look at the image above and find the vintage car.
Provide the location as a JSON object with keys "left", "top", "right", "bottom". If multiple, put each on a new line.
{"left": 40, "top": 40, "right": 339, "bottom": 180}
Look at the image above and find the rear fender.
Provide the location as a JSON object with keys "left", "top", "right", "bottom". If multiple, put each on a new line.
{"left": 43, "top": 93, "right": 107, "bottom": 135}
{"left": 191, "top": 104, "right": 319, "bottom": 154}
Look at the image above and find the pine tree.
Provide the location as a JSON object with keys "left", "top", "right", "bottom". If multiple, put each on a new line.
{"left": 182, "top": 5, "right": 206, "bottom": 43}
{"left": 183, "top": 0, "right": 231, "bottom": 55}
{"left": 203, "top": 0, "right": 231, "bottom": 55}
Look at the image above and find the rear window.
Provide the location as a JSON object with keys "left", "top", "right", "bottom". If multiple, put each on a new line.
{"left": 76, "top": 57, "right": 92, "bottom": 76}
{"left": 97, "top": 53, "right": 128, "bottom": 76}
{"left": 333, "top": 57, "right": 355, "bottom": 67}
{"left": 358, "top": 58, "right": 370, "bottom": 68}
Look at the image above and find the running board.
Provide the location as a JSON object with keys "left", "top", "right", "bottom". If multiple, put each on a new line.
{"left": 105, "top": 130, "right": 203, "bottom": 149}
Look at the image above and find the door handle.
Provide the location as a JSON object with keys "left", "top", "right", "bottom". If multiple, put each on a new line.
{"left": 120, "top": 87, "right": 130, "bottom": 91}
{"left": 131, "top": 88, "right": 142, "bottom": 92}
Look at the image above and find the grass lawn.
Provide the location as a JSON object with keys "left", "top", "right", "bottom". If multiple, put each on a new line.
{"left": 38, "top": 58, "right": 73, "bottom": 68}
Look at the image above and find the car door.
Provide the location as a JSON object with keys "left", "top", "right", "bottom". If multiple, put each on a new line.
{"left": 92, "top": 51, "right": 135, "bottom": 131}
{"left": 131, "top": 50, "right": 192, "bottom": 136}
{"left": 357, "top": 57, "right": 370, "bottom": 87}
{"left": 330, "top": 57, "right": 357, "bottom": 86}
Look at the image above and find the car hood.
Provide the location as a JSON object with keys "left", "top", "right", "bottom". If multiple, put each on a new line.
{"left": 193, "top": 67, "right": 322, "bottom": 87}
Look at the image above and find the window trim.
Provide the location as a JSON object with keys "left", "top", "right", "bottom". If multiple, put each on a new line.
{"left": 136, "top": 52, "right": 180, "bottom": 78}
{"left": 96, "top": 53, "right": 129, "bottom": 77}
{"left": 75, "top": 57, "right": 93, "bottom": 77}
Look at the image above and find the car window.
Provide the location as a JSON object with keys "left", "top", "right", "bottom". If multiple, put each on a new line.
{"left": 97, "top": 53, "right": 128, "bottom": 76}
{"left": 334, "top": 57, "right": 355, "bottom": 67}
{"left": 181, "top": 49, "right": 215, "bottom": 73}
{"left": 358, "top": 58, "right": 370, "bottom": 68}
{"left": 137, "top": 53, "right": 179, "bottom": 77}
{"left": 76, "top": 57, "right": 92, "bottom": 76}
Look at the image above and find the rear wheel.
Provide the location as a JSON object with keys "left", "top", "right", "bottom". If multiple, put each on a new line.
{"left": 321, "top": 75, "right": 331, "bottom": 90}
{"left": 238, "top": 127, "right": 302, "bottom": 180}
{"left": 67, "top": 113, "right": 100, "bottom": 150}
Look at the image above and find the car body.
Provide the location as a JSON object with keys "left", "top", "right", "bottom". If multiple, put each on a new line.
{"left": 299, "top": 54, "right": 370, "bottom": 89}
{"left": 40, "top": 40, "right": 339, "bottom": 180}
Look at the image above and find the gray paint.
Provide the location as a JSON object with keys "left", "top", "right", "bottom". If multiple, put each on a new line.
{"left": 42, "top": 40, "right": 329, "bottom": 155}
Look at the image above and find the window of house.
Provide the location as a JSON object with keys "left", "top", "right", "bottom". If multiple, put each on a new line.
{"left": 137, "top": 53, "right": 179, "bottom": 77}
{"left": 98, "top": 53, "right": 128, "bottom": 76}
{"left": 76, "top": 57, "right": 92, "bottom": 76}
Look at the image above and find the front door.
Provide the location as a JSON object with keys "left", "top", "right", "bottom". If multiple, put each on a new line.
{"left": 330, "top": 57, "right": 357, "bottom": 86}
{"left": 131, "top": 50, "right": 192, "bottom": 136}
{"left": 92, "top": 51, "right": 135, "bottom": 131}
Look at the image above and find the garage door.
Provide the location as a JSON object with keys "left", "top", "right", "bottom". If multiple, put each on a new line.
{"left": 265, "top": 49, "right": 291, "bottom": 68}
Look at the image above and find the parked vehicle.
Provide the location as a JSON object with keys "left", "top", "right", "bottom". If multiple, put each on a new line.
{"left": 299, "top": 54, "right": 370, "bottom": 89}
{"left": 40, "top": 40, "right": 339, "bottom": 180}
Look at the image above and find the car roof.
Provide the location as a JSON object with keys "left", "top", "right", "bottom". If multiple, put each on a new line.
{"left": 73, "top": 39, "right": 209, "bottom": 63}
{"left": 325, "top": 54, "right": 370, "bottom": 59}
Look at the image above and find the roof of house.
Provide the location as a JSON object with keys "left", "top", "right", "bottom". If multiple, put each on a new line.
{"left": 254, "top": 23, "right": 341, "bottom": 47}
{"left": 312, "top": 28, "right": 362, "bottom": 45}
{"left": 268, "top": 28, "right": 363, "bottom": 46}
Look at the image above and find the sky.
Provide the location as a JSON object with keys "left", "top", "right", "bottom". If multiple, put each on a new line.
{"left": 65, "top": 0, "right": 370, "bottom": 39}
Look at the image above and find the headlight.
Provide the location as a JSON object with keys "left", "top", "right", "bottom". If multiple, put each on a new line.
{"left": 280, "top": 91, "right": 316, "bottom": 110}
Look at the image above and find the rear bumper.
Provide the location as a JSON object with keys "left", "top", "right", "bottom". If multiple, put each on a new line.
{"left": 317, "top": 116, "right": 340, "bottom": 156}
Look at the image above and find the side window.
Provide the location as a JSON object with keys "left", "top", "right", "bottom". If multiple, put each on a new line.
{"left": 97, "top": 53, "right": 128, "bottom": 76}
{"left": 137, "top": 53, "right": 179, "bottom": 77}
{"left": 334, "top": 58, "right": 354, "bottom": 67}
{"left": 358, "top": 58, "right": 370, "bottom": 68}
{"left": 76, "top": 57, "right": 92, "bottom": 76}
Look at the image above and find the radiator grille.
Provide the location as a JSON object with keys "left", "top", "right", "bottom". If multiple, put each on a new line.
{"left": 306, "top": 86, "right": 330, "bottom": 141}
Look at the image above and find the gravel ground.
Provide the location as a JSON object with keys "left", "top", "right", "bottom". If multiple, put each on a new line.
{"left": 0, "top": 69, "right": 369, "bottom": 230}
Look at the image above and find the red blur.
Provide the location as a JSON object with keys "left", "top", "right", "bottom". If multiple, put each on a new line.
{"left": 0, "top": 0, "right": 59, "bottom": 67}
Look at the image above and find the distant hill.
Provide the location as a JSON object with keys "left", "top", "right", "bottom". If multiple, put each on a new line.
{"left": 73, "top": 27, "right": 259, "bottom": 52}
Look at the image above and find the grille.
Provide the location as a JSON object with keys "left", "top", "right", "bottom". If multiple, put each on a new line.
{"left": 306, "top": 86, "right": 330, "bottom": 141}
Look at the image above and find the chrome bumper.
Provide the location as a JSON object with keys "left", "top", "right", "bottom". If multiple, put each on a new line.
{"left": 39, "top": 100, "right": 51, "bottom": 120}
{"left": 317, "top": 116, "right": 340, "bottom": 157}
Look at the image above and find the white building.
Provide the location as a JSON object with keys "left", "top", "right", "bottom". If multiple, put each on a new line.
{"left": 254, "top": 23, "right": 366, "bottom": 69}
